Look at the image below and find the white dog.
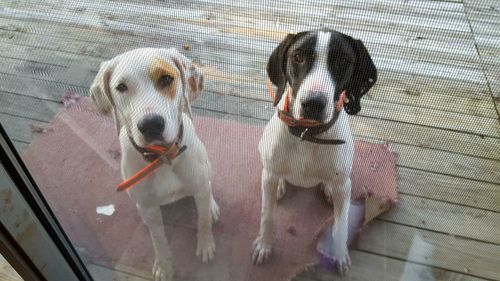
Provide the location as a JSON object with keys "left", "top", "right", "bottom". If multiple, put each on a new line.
{"left": 252, "top": 30, "right": 377, "bottom": 274}
{"left": 90, "top": 48, "right": 219, "bottom": 281}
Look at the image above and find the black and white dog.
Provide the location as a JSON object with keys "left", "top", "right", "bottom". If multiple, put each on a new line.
{"left": 253, "top": 30, "right": 377, "bottom": 274}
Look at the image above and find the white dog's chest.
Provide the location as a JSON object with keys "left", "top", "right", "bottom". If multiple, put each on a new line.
{"left": 259, "top": 114, "right": 354, "bottom": 187}
{"left": 122, "top": 164, "right": 190, "bottom": 206}
{"left": 149, "top": 168, "right": 189, "bottom": 202}
{"left": 120, "top": 126, "right": 211, "bottom": 208}
{"left": 281, "top": 146, "right": 335, "bottom": 188}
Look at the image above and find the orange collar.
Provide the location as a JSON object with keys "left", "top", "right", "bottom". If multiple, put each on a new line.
{"left": 267, "top": 79, "right": 347, "bottom": 128}
{"left": 117, "top": 125, "right": 187, "bottom": 192}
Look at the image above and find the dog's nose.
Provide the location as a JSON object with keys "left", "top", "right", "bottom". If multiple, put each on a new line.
{"left": 138, "top": 114, "right": 165, "bottom": 141}
{"left": 301, "top": 93, "right": 327, "bottom": 120}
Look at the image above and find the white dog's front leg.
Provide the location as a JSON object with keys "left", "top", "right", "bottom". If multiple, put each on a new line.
{"left": 325, "top": 176, "right": 352, "bottom": 275}
{"left": 137, "top": 205, "right": 174, "bottom": 281}
{"left": 194, "top": 189, "right": 216, "bottom": 263}
{"left": 252, "top": 169, "right": 279, "bottom": 264}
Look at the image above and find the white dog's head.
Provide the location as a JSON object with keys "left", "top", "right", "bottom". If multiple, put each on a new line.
{"left": 90, "top": 48, "right": 204, "bottom": 147}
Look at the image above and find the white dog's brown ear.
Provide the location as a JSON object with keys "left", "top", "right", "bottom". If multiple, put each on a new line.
{"left": 90, "top": 60, "right": 115, "bottom": 114}
{"left": 169, "top": 49, "right": 205, "bottom": 103}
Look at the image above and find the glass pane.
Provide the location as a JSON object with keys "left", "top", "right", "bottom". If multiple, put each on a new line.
{"left": 1, "top": 0, "right": 499, "bottom": 280}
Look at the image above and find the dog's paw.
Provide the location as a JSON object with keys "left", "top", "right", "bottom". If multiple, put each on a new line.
{"left": 152, "top": 260, "right": 174, "bottom": 281}
{"left": 210, "top": 198, "right": 220, "bottom": 224}
{"left": 196, "top": 234, "right": 216, "bottom": 263}
{"left": 252, "top": 236, "right": 272, "bottom": 265}
{"left": 276, "top": 179, "right": 286, "bottom": 201}
{"left": 332, "top": 252, "right": 351, "bottom": 275}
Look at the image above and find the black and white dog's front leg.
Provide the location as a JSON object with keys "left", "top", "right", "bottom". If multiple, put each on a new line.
{"left": 324, "top": 175, "right": 352, "bottom": 275}
{"left": 137, "top": 205, "right": 175, "bottom": 281}
{"left": 252, "top": 169, "right": 279, "bottom": 264}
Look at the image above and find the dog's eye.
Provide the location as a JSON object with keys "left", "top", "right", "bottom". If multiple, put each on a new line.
{"left": 293, "top": 53, "right": 305, "bottom": 64}
{"left": 115, "top": 83, "right": 128, "bottom": 93}
{"left": 158, "top": 75, "right": 173, "bottom": 88}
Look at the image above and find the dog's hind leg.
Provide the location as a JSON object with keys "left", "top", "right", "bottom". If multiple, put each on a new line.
{"left": 137, "top": 205, "right": 174, "bottom": 281}
{"left": 252, "top": 169, "right": 279, "bottom": 264}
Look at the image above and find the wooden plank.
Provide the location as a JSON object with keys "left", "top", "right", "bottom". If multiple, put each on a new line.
{"left": 386, "top": 141, "right": 500, "bottom": 184}
{"left": 352, "top": 116, "right": 500, "bottom": 161}
{"left": 465, "top": 1, "right": 500, "bottom": 24}
{"left": 0, "top": 57, "right": 95, "bottom": 90}
{"left": 87, "top": 264, "right": 150, "bottom": 281}
{"left": 0, "top": 90, "right": 61, "bottom": 122}
{"left": 484, "top": 70, "right": 500, "bottom": 97}
{"left": 397, "top": 167, "right": 500, "bottom": 213}
{"left": 475, "top": 35, "right": 500, "bottom": 68}
{"left": 294, "top": 250, "right": 485, "bottom": 281}
{"left": 381, "top": 194, "right": 500, "bottom": 245}
{"left": 360, "top": 100, "right": 499, "bottom": 139}
{"left": 12, "top": 140, "right": 29, "bottom": 153}
{"left": 0, "top": 73, "right": 88, "bottom": 102}
{"left": 0, "top": 113, "right": 50, "bottom": 144}
{"left": 358, "top": 221, "right": 500, "bottom": 280}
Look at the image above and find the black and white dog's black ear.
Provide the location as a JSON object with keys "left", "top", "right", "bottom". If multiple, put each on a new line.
{"left": 343, "top": 35, "right": 377, "bottom": 115}
{"left": 267, "top": 33, "right": 296, "bottom": 106}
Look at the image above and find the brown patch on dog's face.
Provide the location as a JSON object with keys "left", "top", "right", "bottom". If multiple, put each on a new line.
{"left": 149, "top": 58, "right": 179, "bottom": 100}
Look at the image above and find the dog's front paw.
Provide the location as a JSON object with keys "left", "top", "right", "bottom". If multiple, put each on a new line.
{"left": 252, "top": 236, "right": 272, "bottom": 265}
{"left": 196, "top": 234, "right": 216, "bottom": 263}
{"left": 152, "top": 259, "right": 174, "bottom": 281}
{"left": 331, "top": 251, "right": 351, "bottom": 275}
{"left": 210, "top": 198, "right": 220, "bottom": 224}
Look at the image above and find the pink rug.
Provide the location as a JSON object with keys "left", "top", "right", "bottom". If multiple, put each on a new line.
{"left": 22, "top": 98, "right": 397, "bottom": 281}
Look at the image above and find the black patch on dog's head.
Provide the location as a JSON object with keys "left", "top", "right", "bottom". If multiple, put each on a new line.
{"left": 267, "top": 32, "right": 313, "bottom": 106}
{"left": 338, "top": 33, "right": 377, "bottom": 114}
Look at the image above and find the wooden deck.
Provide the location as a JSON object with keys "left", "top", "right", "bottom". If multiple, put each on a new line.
{"left": 1, "top": 0, "right": 499, "bottom": 280}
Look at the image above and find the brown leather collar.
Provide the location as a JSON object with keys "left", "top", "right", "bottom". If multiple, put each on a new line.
{"left": 269, "top": 80, "right": 346, "bottom": 145}
{"left": 129, "top": 123, "right": 187, "bottom": 163}
{"left": 283, "top": 109, "right": 345, "bottom": 145}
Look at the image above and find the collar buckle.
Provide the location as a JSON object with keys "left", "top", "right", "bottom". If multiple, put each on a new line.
{"left": 300, "top": 128, "right": 309, "bottom": 140}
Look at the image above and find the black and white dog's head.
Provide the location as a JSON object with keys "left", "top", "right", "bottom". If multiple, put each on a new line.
{"left": 268, "top": 30, "right": 377, "bottom": 121}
